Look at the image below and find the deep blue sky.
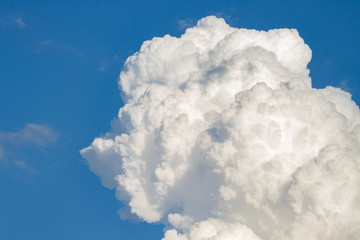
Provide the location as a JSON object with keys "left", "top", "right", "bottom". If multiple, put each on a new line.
{"left": 0, "top": 1, "right": 359, "bottom": 239}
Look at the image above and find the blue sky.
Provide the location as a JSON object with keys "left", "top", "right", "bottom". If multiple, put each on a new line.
{"left": 0, "top": 1, "right": 359, "bottom": 239}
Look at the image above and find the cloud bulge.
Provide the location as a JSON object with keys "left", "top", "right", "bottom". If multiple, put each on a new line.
{"left": 81, "top": 16, "right": 360, "bottom": 240}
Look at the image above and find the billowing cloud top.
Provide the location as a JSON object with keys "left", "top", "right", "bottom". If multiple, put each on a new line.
{"left": 81, "top": 16, "right": 360, "bottom": 240}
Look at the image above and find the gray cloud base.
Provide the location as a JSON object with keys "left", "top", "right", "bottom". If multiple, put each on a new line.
{"left": 81, "top": 16, "right": 360, "bottom": 240}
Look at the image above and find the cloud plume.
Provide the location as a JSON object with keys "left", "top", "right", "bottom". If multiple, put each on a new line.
{"left": 81, "top": 16, "right": 360, "bottom": 239}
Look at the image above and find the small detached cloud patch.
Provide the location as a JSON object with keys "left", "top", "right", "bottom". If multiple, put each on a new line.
{"left": 0, "top": 123, "right": 57, "bottom": 171}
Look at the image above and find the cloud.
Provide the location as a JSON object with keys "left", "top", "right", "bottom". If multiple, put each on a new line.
{"left": 13, "top": 159, "right": 35, "bottom": 173}
{"left": 0, "top": 14, "right": 26, "bottom": 28}
{"left": 81, "top": 16, "right": 360, "bottom": 240}
{"left": 339, "top": 78, "right": 352, "bottom": 92}
{"left": 97, "top": 55, "right": 122, "bottom": 73}
{"left": 98, "top": 61, "right": 110, "bottom": 72}
{"left": 12, "top": 16, "right": 26, "bottom": 28}
{"left": 36, "top": 40, "right": 84, "bottom": 56}
{"left": 177, "top": 18, "right": 196, "bottom": 30}
{"left": 4, "top": 123, "right": 57, "bottom": 146}
{"left": 0, "top": 123, "right": 57, "bottom": 170}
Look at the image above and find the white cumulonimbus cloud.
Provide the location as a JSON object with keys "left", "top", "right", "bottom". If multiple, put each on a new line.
{"left": 81, "top": 16, "right": 360, "bottom": 240}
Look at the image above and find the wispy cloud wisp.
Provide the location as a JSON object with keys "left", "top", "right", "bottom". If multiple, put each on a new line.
{"left": 0, "top": 123, "right": 57, "bottom": 171}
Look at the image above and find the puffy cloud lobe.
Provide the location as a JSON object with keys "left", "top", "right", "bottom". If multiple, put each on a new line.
{"left": 81, "top": 16, "right": 360, "bottom": 239}
{"left": 163, "top": 219, "right": 260, "bottom": 240}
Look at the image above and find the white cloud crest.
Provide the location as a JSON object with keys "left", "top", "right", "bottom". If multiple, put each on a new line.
{"left": 81, "top": 16, "right": 360, "bottom": 240}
